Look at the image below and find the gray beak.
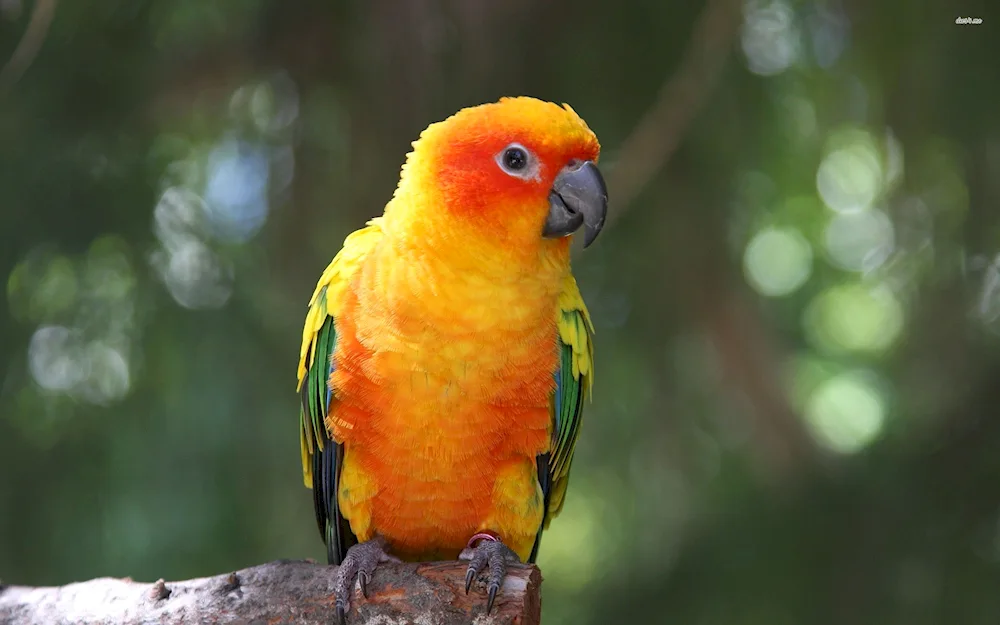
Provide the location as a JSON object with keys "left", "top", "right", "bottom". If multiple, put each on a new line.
{"left": 542, "top": 160, "right": 608, "bottom": 248}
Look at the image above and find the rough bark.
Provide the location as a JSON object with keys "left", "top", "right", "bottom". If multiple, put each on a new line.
{"left": 0, "top": 560, "right": 542, "bottom": 625}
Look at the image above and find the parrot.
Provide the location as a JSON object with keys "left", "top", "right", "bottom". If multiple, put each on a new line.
{"left": 296, "top": 96, "right": 607, "bottom": 622}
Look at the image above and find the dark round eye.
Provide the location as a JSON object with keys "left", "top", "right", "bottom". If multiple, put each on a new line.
{"left": 502, "top": 146, "right": 528, "bottom": 171}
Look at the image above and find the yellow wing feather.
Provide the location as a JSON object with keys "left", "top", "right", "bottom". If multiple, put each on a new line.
{"left": 557, "top": 275, "right": 595, "bottom": 388}
{"left": 545, "top": 274, "right": 595, "bottom": 524}
{"left": 297, "top": 217, "right": 384, "bottom": 489}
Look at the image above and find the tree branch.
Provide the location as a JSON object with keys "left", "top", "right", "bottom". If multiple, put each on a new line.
{"left": 0, "top": 0, "right": 57, "bottom": 97}
{"left": 0, "top": 560, "right": 542, "bottom": 625}
{"left": 602, "top": 0, "right": 743, "bottom": 228}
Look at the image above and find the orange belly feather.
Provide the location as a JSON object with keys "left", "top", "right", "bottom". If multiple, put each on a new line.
{"left": 326, "top": 241, "right": 563, "bottom": 561}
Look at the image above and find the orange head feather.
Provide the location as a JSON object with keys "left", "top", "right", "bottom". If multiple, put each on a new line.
{"left": 383, "top": 97, "right": 603, "bottom": 264}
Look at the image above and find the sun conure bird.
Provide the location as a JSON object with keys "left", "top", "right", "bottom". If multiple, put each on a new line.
{"left": 296, "top": 96, "right": 606, "bottom": 621}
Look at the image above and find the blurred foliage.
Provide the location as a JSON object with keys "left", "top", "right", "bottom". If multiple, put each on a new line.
{"left": 2, "top": 0, "right": 1000, "bottom": 623}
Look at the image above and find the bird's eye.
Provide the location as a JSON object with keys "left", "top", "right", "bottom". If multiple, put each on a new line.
{"left": 502, "top": 147, "right": 528, "bottom": 171}
{"left": 495, "top": 143, "right": 538, "bottom": 180}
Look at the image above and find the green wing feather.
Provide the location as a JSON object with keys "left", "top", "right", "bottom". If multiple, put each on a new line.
{"left": 530, "top": 274, "right": 595, "bottom": 562}
{"left": 297, "top": 218, "right": 384, "bottom": 564}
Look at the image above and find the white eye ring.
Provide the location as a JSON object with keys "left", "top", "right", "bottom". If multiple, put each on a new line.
{"left": 495, "top": 143, "right": 540, "bottom": 181}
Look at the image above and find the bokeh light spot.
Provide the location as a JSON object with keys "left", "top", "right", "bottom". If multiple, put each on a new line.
{"left": 152, "top": 239, "right": 233, "bottom": 310}
{"left": 816, "top": 130, "right": 884, "bottom": 213}
{"left": 824, "top": 209, "right": 895, "bottom": 273}
{"left": 744, "top": 227, "right": 813, "bottom": 297}
{"left": 805, "top": 283, "right": 904, "bottom": 354}
{"left": 74, "top": 341, "right": 131, "bottom": 405}
{"left": 741, "top": 0, "right": 801, "bottom": 76}
{"left": 203, "top": 139, "right": 271, "bottom": 243}
{"left": 29, "top": 325, "right": 83, "bottom": 392}
{"left": 154, "top": 186, "right": 208, "bottom": 247}
{"left": 7, "top": 254, "right": 78, "bottom": 323}
{"left": 806, "top": 2, "right": 850, "bottom": 68}
{"left": 805, "top": 371, "right": 886, "bottom": 453}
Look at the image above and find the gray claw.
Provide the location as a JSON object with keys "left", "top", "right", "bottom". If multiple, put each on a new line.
{"left": 487, "top": 582, "right": 499, "bottom": 614}
{"left": 332, "top": 536, "right": 400, "bottom": 623}
{"left": 458, "top": 538, "right": 520, "bottom": 615}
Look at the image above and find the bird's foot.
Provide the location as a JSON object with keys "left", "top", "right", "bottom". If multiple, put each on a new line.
{"left": 459, "top": 532, "right": 520, "bottom": 615}
{"left": 333, "top": 536, "right": 400, "bottom": 624}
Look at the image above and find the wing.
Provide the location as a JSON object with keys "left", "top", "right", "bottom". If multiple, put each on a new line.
{"left": 297, "top": 217, "right": 384, "bottom": 565}
{"left": 529, "top": 274, "right": 595, "bottom": 563}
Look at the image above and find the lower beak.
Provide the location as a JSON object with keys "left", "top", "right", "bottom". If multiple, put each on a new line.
{"left": 542, "top": 160, "right": 608, "bottom": 248}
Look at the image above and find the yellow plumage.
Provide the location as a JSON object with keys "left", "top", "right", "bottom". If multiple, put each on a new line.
{"left": 296, "top": 97, "right": 599, "bottom": 565}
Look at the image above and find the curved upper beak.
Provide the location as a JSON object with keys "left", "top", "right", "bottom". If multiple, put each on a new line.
{"left": 542, "top": 160, "right": 608, "bottom": 248}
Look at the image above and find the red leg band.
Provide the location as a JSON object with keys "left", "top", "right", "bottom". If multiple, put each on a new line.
{"left": 466, "top": 531, "right": 502, "bottom": 549}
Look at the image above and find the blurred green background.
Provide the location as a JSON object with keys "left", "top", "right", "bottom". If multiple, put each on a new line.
{"left": 2, "top": 0, "right": 999, "bottom": 623}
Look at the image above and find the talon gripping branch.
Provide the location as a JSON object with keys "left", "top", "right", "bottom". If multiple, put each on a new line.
{"left": 295, "top": 97, "right": 608, "bottom": 622}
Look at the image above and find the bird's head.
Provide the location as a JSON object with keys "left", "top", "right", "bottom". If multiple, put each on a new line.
{"left": 386, "top": 97, "right": 607, "bottom": 262}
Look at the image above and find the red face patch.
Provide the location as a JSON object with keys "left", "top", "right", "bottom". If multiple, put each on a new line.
{"left": 428, "top": 101, "right": 600, "bottom": 224}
